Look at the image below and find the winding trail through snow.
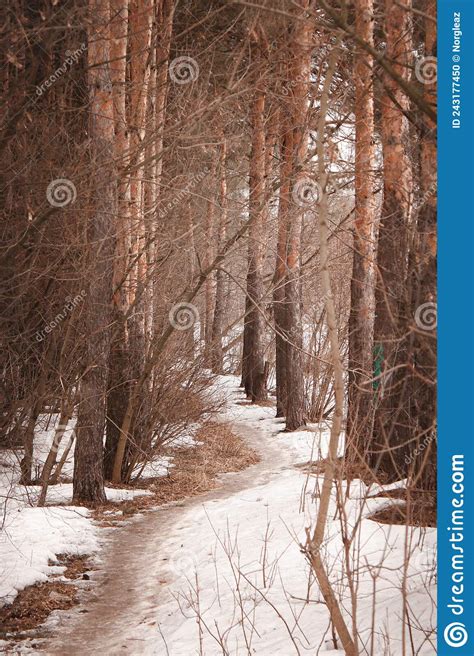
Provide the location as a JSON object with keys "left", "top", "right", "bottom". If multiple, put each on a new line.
{"left": 33, "top": 378, "right": 436, "bottom": 656}
{"left": 46, "top": 382, "right": 298, "bottom": 655}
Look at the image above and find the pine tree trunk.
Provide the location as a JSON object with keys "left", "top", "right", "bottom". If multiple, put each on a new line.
{"left": 370, "top": 0, "right": 413, "bottom": 478}
{"left": 347, "top": 0, "right": 377, "bottom": 460}
{"left": 285, "top": 0, "right": 312, "bottom": 430}
{"left": 273, "top": 119, "right": 292, "bottom": 417}
{"left": 408, "top": 0, "right": 437, "bottom": 490}
{"left": 73, "top": 0, "right": 116, "bottom": 504}
{"left": 153, "top": 0, "right": 175, "bottom": 328}
{"left": 204, "top": 156, "right": 217, "bottom": 366}
{"left": 211, "top": 138, "right": 228, "bottom": 373}
{"left": 105, "top": 0, "right": 130, "bottom": 481}
{"left": 115, "top": 0, "right": 153, "bottom": 481}
{"left": 244, "top": 87, "right": 267, "bottom": 402}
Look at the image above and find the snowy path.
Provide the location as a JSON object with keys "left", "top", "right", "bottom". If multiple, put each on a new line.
{"left": 40, "top": 377, "right": 435, "bottom": 656}
{"left": 45, "top": 380, "right": 307, "bottom": 655}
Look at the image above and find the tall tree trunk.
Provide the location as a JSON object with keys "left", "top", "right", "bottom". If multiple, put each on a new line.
{"left": 116, "top": 0, "right": 153, "bottom": 481}
{"left": 285, "top": 0, "right": 312, "bottom": 430}
{"left": 370, "top": 0, "right": 413, "bottom": 479}
{"left": 204, "top": 156, "right": 217, "bottom": 366}
{"left": 153, "top": 0, "right": 175, "bottom": 329}
{"left": 244, "top": 86, "right": 267, "bottom": 402}
{"left": 211, "top": 138, "right": 228, "bottom": 373}
{"left": 273, "top": 116, "right": 292, "bottom": 417}
{"left": 73, "top": 0, "right": 116, "bottom": 503}
{"left": 347, "top": 0, "right": 377, "bottom": 461}
{"left": 105, "top": 0, "right": 130, "bottom": 481}
{"left": 408, "top": 0, "right": 437, "bottom": 489}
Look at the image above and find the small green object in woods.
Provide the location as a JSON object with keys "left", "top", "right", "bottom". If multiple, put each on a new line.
{"left": 373, "top": 343, "right": 384, "bottom": 391}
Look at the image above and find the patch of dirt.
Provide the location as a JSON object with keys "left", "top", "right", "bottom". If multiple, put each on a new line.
{"left": 0, "top": 582, "right": 77, "bottom": 638}
{"left": 368, "top": 488, "right": 436, "bottom": 527}
{"left": 93, "top": 421, "right": 260, "bottom": 521}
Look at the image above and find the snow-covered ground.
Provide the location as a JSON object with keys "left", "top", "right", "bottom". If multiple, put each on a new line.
{"left": 0, "top": 399, "right": 212, "bottom": 609}
{"left": 0, "top": 411, "right": 177, "bottom": 607}
{"left": 26, "top": 376, "right": 436, "bottom": 656}
{"left": 151, "top": 377, "right": 437, "bottom": 655}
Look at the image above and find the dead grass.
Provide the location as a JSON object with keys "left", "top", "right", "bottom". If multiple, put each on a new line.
{"left": 0, "top": 555, "right": 93, "bottom": 640}
{"left": 299, "top": 456, "right": 391, "bottom": 485}
{"left": 0, "top": 583, "right": 77, "bottom": 638}
{"left": 368, "top": 488, "right": 436, "bottom": 527}
{"left": 93, "top": 420, "right": 259, "bottom": 520}
{"left": 54, "top": 554, "right": 91, "bottom": 580}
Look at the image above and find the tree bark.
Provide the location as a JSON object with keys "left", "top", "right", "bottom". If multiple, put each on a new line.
{"left": 370, "top": 0, "right": 413, "bottom": 478}
{"left": 273, "top": 118, "right": 292, "bottom": 417}
{"left": 347, "top": 0, "right": 377, "bottom": 461}
{"left": 244, "top": 87, "right": 268, "bottom": 402}
{"left": 204, "top": 156, "right": 217, "bottom": 366}
{"left": 105, "top": 0, "right": 130, "bottom": 481}
{"left": 211, "top": 138, "right": 228, "bottom": 373}
{"left": 285, "top": 0, "right": 312, "bottom": 430}
{"left": 408, "top": 0, "right": 437, "bottom": 490}
{"left": 73, "top": 0, "right": 116, "bottom": 504}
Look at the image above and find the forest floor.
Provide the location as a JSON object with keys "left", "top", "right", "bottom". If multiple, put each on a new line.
{"left": 1, "top": 377, "right": 436, "bottom": 655}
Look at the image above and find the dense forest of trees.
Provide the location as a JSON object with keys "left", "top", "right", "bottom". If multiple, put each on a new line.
{"left": 1, "top": 0, "right": 436, "bottom": 527}
{"left": 0, "top": 0, "right": 438, "bottom": 651}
